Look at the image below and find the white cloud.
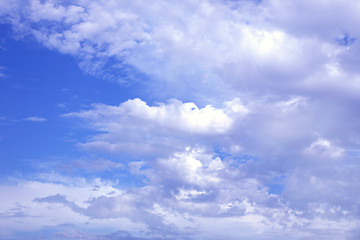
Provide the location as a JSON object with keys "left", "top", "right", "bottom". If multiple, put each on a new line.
{"left": 23, "top": 116, "right": 47, "bottom": 122}
{"left": 0, "top": 176, "right": 135, "bottom": 234}
{"left": 263, "top": 0, "right": 360, "bottom": 40}
{"left": 57, "top": 92, "right": 360, "bottom": 239}
{"left": 61, "top": 94, "right": 360, "bottom": 225}
{"left": 2, "top": 147, "right": 359, "bottom": 239}
{"left": 118, "top": 98, "right": 240, "bottom": 134}
{"left": 64, "top": 98, "right": 247, "bottom": 156}
{"left": 1, "top": 0, "right": 350, "bottom": 101}
{"left": 304, "top": 139, "right": 345, "bottom": 159}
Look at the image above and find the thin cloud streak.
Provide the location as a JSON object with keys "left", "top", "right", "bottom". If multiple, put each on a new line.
{"left": 23, "top": 116, "right": 47, "bottom": 122}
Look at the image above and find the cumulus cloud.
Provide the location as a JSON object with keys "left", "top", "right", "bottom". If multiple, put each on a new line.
{"left": 2, "top": 147, "right": 360, "bottom": 239}
{"left": 66, "top": 98, "right": 247, "bottom": 133}
{"left": 59, "top": 94, "right": 360, "bottom": 233}
{"left": 63, "top": 98, "right": 247, "bottom": 156}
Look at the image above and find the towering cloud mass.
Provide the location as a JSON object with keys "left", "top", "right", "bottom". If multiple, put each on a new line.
{"left": 1, "top": 0, "right": 360, "bottom": 239}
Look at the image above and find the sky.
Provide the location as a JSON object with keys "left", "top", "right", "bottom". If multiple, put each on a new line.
{"left": 0, "top": 0, "right": 360, "bottom": 239}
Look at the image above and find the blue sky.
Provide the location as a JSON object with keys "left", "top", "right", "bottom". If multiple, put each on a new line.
{"left": 1, "top": 0, "right": 360, "bottom": 239}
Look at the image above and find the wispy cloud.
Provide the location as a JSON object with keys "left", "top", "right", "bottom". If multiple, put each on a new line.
{"left": 59, "top": 158, "right": 124, "bottom": 173}
{"left": 0, "top": 66, "right": 6, "bottom": 78}
{"left": 23, "top": 116, "right": 47, "bottom": 122}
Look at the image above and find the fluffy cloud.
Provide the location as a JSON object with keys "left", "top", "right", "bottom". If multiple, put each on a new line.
{"left": 2, "top": 147, "right": 359, "bottom": 239}
{"left": 64, "top": 98, "right": 247, "bottom": 156}
{"left": 3, "top": 0, "right": 357, "bottom": 101}
{"left": 60, "top": 94, "right": 360, "bottom": 233}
